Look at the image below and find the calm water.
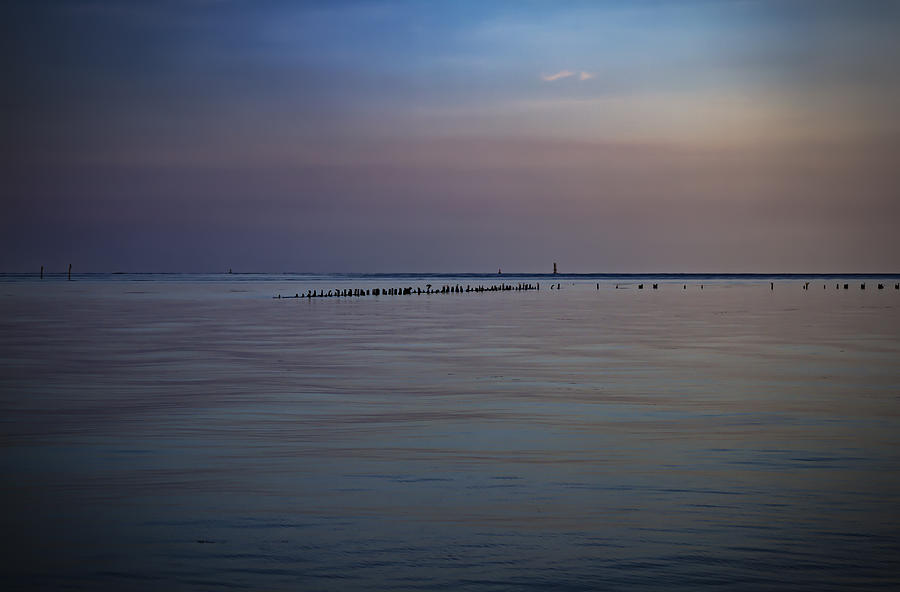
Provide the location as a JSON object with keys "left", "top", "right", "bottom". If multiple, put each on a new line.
{"left": 2, "top": 274, "right": 899, "bottom": 590}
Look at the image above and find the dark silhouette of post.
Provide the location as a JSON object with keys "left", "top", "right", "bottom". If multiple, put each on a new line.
{"left": 40, "top": 265, "right": 43, "bottom": 279}
{"left": 68, "top": 263, "right": 72, "bottom": 281}
{"left": 553, "top": 262, "right": 557, "bottom": 274}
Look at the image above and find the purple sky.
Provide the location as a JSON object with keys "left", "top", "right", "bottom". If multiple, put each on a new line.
{"left": 2, "top": 0, "right": 899, "bottom": 272}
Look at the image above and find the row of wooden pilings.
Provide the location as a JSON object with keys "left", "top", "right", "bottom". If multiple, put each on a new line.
{"left": 802, "top": 282, "right": 899, "bottom": 290}
{"left": 276, "top": 281, "right": 900, "bottom": 299}
{"left": 274, "top": 282, "right": 542, "bottom": 299}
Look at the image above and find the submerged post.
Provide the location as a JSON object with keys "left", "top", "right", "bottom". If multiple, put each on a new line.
{"left": 68, "top": 263, "right": 72, "bottom": 281}
{"left": 40, "top": 265, "right": 43, "bottom": 279}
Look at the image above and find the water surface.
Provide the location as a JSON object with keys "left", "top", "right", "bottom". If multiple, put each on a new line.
{"left": 2, "top": 274, "right": 899, "bottom": 590}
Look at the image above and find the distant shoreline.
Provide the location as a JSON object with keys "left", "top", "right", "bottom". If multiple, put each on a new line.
{"left": 2, "top": 272, "right": 900, "bottom": 281}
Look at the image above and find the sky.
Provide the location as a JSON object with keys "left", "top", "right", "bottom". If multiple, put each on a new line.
{"left": 2, "top": 0, "right": 899, "bottom": 273}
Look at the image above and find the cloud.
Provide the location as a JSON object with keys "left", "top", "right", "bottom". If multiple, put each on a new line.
{"left": 541, "top": 70, "right": 593, "bottom": 82}
{"left": 542, "top": 70, "right": 575, "bottom": 81}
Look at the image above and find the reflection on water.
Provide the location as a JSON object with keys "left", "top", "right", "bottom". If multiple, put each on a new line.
{"left": 1, "top": 277, "right": 899, "bottom": 590}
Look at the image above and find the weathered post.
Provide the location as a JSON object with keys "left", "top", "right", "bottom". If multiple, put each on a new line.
{"left": 40, "top": 265, "right": 43, "bottom": 279}
{"left": 68, "top": 263, "right": 72, "bottom": 281}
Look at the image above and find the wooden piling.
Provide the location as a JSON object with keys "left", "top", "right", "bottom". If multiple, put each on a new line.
{"left": 68, "top": 263, "right": 72, "bottom": 281}
{"left": 40, "top": 265, "right": 43, "bottom": 279}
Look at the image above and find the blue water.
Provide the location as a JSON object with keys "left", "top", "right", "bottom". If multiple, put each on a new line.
{"left": 1, "top": 275, "right": 899, "bottom": 590}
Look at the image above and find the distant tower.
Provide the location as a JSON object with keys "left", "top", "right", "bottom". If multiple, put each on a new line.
{"left": 498, "top": 268, "right": 502, "bottom": 275}
{"left": 553, "top": 262, "right": 558, "bottom": 274}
